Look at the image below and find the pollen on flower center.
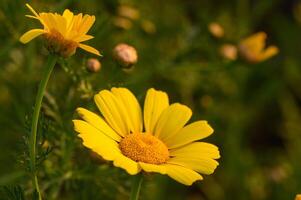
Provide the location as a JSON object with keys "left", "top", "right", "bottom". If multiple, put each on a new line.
{"left": 119, "top": 133, "right": 169, "bottom": 164}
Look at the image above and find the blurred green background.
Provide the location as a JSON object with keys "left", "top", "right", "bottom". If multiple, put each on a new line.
{"left": 0, "top": 0, "right": 301, "bottom": 199}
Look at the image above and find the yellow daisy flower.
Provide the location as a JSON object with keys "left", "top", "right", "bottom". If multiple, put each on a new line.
{"left": 239, "top": 32, "right": 279, "bottom": 63}
{"left": 73, "top": 88, "right": 220, "bottom": 185}
{"left": 20, "top": 4, "right": 100, "bottom": 57}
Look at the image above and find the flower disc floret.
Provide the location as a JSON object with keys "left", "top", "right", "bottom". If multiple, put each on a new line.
{"left": 119, "top": 133, "right": 169, "bottom": 164}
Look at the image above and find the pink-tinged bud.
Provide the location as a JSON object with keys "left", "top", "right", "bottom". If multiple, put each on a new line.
{"left": 208, "top": 22, "right": 224, "bottom": 38}
{"left": 113, "top": 43, "right": 138, "bottom": 68}
{"left": 219, "top": 44, "right": 237, "bottom": 61}
{"left": 86, "top": 58, "right": 101, "bottom": 72}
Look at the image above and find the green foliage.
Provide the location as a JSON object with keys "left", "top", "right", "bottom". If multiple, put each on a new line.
{"left": 0, "top": 0, "right": 301, "bottom": 199}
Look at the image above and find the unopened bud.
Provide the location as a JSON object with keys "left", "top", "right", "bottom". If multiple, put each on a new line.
{"left": 86, "top": 58, "right": 101, "bottom": 72}
{"left": 113, "top": 43, "right": 138, "bottom": 68}
{"left": 208, "top": 22, "right": 224, "bottom": 38}
{"left": 219, "top": 44, "right": 237, "bottom": 60}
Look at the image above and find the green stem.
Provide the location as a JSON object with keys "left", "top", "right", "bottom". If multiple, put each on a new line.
{"left": 130, "top": 174, "right": 143, "bottom": 200}
{"left": 30, "top": 54, "right": 57, "bottom": 200}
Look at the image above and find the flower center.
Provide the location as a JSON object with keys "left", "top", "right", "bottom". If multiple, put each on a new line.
{"left": 44, "top": 29, "right": 78, "bottom": 58}
{"left": 119, "top": 133, "right": 169, "bottom": 164}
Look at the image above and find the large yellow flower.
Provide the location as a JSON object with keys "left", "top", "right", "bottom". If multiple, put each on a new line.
{"left": 20, "top": 4, "right": 100, "bottom": 57}
{"left": 239, "top": 32, "right": 279, "bottom": 63}
{"left": 73, "top": 88, "right": 220, "bottom": 185}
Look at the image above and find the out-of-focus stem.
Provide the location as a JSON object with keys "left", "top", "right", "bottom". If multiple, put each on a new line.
{"left": 29, "top": 55, "right": 57, "bottom": 200}
{"left": 130, "top": 174, "right": 143, "bottom": 200}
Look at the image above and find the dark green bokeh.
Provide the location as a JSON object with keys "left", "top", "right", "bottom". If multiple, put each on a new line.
{"left": 0, "top": 0, "right": 301, "bottom": 199}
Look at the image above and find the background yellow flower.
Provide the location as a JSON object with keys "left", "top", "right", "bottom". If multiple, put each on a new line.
{"left": 239, "top": 32, "right": 279, "bottom": 63}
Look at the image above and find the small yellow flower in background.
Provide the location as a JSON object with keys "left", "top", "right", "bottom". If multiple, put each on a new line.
{"left": 73, "top": 88, "right": 220, "bottom": 185}
{"left": 208, "top": 22, "right": 224, "bottom": 38}
{"left": 239, "top": 32, "right": 279, "bottom": 63}
{"left": 19, "top": 4, "right": 100, "bottom": 57}
{"left": 296, "top": 194, "right": 301, "bottom": 200}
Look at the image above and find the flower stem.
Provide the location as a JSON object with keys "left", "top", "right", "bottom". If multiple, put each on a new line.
{"left": 130, "top": 174, "right": 143, "bottom": 200}
{"left": 29, "top": 54, "right": 57, "bottom": 200}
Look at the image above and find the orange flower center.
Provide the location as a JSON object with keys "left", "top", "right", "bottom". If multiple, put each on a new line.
{"left": 119, "top": 133, "right": 169, "bottom": 164}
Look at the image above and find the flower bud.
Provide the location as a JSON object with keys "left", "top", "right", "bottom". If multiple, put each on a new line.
{"left": 86, "top": 58, "right": 101, "bottom": 72}
{"left": 113, "top": 43, "right": 138, "bottom": 68}
{"left": 219, "top": 44, "right": 237, "bottom": 61}
{"left": 208, "top": 22, "right": 224, "bottom": 38}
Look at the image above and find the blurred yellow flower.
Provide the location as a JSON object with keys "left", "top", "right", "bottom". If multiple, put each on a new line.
{"left": 296, "top": 194, "right": 301, "bottom": 200}
{"left": 73, "top": 88, "right": 220, "bottom": 186}
{"left": 239, "top": 32, "right": 279, "bottom": 63}
{"left": 20, "top": 4, "right": 100, "bottom": 57}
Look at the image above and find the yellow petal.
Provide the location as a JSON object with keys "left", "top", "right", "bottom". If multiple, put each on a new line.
{"left": 40, "top": 13, "right": 55, "bottom": 30}
{"left": 113, "top": 155, "right": 141, "bottom": 175}
{"left": 165, "top": 164, "right": 203, "bottom": 185}
{"left": 52, "top": 13, "right": 67, "bottom": 36}
{"left": 25, "top": 15, "right": 39, "bottom": 20}
{"left": 241, "top": 32, "right": 266, "bottom": 53}
{"left": 170, "top": 142, "right": 220, "bottom": 159}
{"left": 144, "top": 88, "right": 169, "bottom": 134}
{"left": 77, "top": 35, "right": 94, "bottom": 42}
{"left": 19, "top": 29, "right": 45, "bottom": 44}
{"left": 154, "top": 103, "right": 192, "bottom": 141}
{"left": 259, "top": 45, "right": 279, "bottom": 61}
{"left": 77, "top": 15, "right": 95, "bottom": 36}
{"left": 79, "top": 43, "right": 101, "bottom": 56}
{"left": 140, "top": 162, "right": 203, "bottom": 185}
{"left": 76, "top": 107, "right": 121, "bottom": 142}
{"left": 111, "top": 88, "right": 142, "bottom": 134}
{"left": 26, "top": 4, "right": 39, "bottom": 18}
{"left": 165, "top": 121, "right": 214, "bottom": 149}
{"left": 167, "top": 156, "right": 219, "bottom": 175}
{"left": 73, "top": 120, "right": 120, "bottom": 161}
{"left": 71, "top": 13, "right": 83, "bottom": 31}
{"left": 25, "top": 4, "right": 48, "bottom": 29}
{"left": 63, "top": 9, "right": 74, "bottom": 27}
{"left": 94, "top": 90, "right": 128, "bottom": 137}
{"left": 139, "top": 162, "right": 167, "bottom": 174}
